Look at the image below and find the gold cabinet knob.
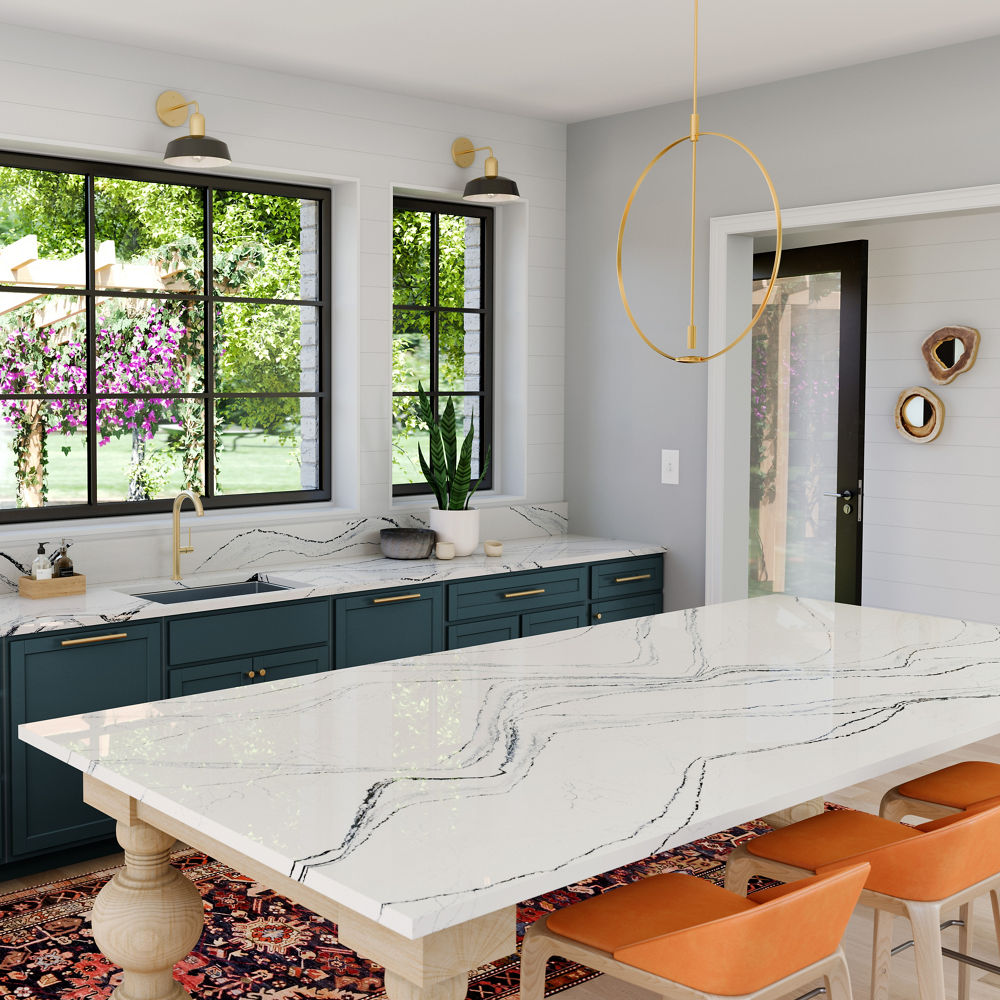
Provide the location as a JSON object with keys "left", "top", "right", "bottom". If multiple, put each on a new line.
{"left": 248, "top": 670, "right": 256, "bottom": 679}
{"left": 594, "top": 612, "right": 602, "bottom": 621}
{"left": 259, "top": 668, "right": 266, "bottom": 677}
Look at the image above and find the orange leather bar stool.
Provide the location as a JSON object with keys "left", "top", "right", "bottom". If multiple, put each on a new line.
{"left": 521, "top": 863, "right": 869, "bottom": 1000}
{"left": 880, "top": 761, "right": 1000, "bottom": 822}
{"left": 724, "top": 801, "right": 1000, "bottom": 1000}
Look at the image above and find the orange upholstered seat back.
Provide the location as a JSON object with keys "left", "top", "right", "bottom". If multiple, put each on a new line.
{"left": 816, "top": 801, "right": 1000, "bottom": 901}
{"left": 612, "top": 863, "right": 868, "bottom": 996}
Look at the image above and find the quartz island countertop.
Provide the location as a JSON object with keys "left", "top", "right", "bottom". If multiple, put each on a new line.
{"left": 20, "top": 594, "right": 1000, "bottom": 938}
{"left": 0, "top": 534, "right": 665, "bottom": 636}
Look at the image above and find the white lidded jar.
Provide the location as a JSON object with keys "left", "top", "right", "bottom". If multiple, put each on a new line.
{"left": 429, "top": 508, "right": 480, "bottom": 557}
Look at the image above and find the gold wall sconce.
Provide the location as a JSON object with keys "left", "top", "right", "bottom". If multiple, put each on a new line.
{"left": 895, "top": 386, "right": 945, "bottom": 443}
{"left": 156, "top": 91, "right": 231, "bottom": 168}
{"left": 921, "top": 325, "right": 980, "bottom": 384}
{"left": 451, "top": 138, "right": 520, "bottom": 203}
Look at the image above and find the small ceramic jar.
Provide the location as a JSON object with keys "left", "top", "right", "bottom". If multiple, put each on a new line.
{"left": 436, "top": 540, "right": 456, "bottom": 560}
{"left": 483, "top": 539, "right": 503, "bottom": 557}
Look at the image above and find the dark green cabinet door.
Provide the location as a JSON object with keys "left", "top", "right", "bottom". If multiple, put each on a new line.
{"left": 168, "top": 657, "right": 254, "bottom": 698}
{"left": 336, "top": 586, "right": 443, "bottom": 668}
{"left": 255, "top": 645, "right": 330, "bottom": 682}
{"left": 447, "top": 615, "right": 520, "bottom": 650}
{"left": 592, "top": 592, "right": 663, "bottom": 625}
{"left": 522, "top": 605, "right": 588, "bottom": 636}
{"left": 8, "top": 624, "right": 161, "bottom": 858}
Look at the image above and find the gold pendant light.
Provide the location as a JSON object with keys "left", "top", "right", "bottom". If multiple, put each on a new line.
{"left": 617, "top": 0, "right": 782, "bottom": 363}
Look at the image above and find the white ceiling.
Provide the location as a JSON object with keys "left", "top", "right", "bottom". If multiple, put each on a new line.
{"left": 3, "top": 0, "right": 1000, "bottom": 122}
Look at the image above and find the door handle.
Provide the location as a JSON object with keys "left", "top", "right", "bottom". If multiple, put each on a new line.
{"left": 61, "top": 632, "right": 127, "bottom": 647}
{"left": 822, "top": 490, "right": 854, "bottom": 499}
{"left": 372, "top": 593, "right": 421, "bottom": 604}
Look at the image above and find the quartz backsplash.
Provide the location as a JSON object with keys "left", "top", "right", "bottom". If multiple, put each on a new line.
{"left": 0, "top": 503, "right": 568, "bottom": 594}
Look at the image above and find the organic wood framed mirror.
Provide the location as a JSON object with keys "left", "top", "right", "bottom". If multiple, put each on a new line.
{"left": 922, "top": 325, "right": 980, "bottom": 384}
{"left": 895, "top": 386, "right": 945, "bottom": 443}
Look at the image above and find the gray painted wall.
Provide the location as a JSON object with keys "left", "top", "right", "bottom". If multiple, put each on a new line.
{"left": 565, "top": 34, "right": 1000, "bottom": 611}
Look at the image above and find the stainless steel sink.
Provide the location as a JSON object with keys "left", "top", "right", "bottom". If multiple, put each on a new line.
{"left": 136, "top": 581, "right": 290, "bottom": 604}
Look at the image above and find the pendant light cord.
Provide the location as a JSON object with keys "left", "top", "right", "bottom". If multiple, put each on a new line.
{"left": 687, "top": 0, "right": 699, "bottom": 348}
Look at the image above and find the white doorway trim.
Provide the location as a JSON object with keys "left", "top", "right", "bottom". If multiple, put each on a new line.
{"left": 704, "top": 181, "right": 1000, "bottom": 605}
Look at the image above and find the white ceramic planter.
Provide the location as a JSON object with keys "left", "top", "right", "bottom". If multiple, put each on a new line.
{"left": 429, "top": 508, "right": 480, "bottom": 557}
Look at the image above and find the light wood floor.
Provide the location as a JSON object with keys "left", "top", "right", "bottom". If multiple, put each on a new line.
{"left": 5, "top": 736, "right": 1000, "bottom": 1000}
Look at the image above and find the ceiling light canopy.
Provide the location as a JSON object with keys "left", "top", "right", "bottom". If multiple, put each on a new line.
{"left": 616, "top": 0, "right": 782, "bottom": 364}
{"left": 156, "top": 90, "right": 232, "bottom": 169}
{"left": 451, "top": 138, "right": 520, "bottom": 203}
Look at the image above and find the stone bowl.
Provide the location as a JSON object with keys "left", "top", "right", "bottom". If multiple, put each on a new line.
{"left": 380, "top": 528, "right": 436, "bottom": 560}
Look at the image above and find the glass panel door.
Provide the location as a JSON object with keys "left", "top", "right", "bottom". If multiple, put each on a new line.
{"left": 748, "top": 243, "right": 867, "bottom": 604}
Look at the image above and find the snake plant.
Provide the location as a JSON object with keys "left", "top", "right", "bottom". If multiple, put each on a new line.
{"left": 416, "top": 382, "right": 491, "bottom": 510}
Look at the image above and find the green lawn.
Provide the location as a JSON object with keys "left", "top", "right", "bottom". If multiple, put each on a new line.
{"left": 1, "top": 423, "right": 304, "bottom": 508}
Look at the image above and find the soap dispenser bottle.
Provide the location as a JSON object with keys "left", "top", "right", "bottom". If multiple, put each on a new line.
{"left": 31, "top": 543, "right": 52, "bottom": 581}
{"left": 53, "top": 539, "right": 74, "bottom": 578}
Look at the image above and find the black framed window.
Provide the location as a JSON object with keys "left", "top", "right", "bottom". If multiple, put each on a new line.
{"left": 0, "top": 151, "right": 330, "bottom": 522}
{"left": 392, "top": 196, "right": 493, "bottom": 495}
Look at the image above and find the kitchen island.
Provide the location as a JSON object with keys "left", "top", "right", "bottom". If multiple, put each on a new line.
{"left": 20, "top": 594, "right": 1000, "bottom": 1000}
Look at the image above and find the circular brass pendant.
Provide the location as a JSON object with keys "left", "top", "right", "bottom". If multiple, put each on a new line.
{"left": 616, "top": 131, "right": 783, "bottom": 364}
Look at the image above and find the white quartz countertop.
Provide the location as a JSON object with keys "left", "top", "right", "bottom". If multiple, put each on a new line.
{"left": 0, "top": 534, "right": 664, "bottom": 636}
{"left": 20, "top": 595, "right": 1000, "bottom": 939}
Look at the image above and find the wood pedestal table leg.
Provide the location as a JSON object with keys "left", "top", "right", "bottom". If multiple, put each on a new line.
{"left": 337, "top": 905, "right": 516, "bottom": 1000}
{"left": 90, "top": 820, "right": 205, "bottom": 1000}
{"left": 762, "top": 797, "right": 826, "bottom": 829}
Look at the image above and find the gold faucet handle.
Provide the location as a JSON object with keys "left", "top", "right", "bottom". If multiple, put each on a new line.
{"left": 179, "top": 527, "right": 194, "bottom": 554}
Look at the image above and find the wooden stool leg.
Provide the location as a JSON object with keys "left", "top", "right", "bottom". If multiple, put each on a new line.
{"left": 907, "top": 901, "right": 947, "bottom": 1000}
{"left": 990, "top": 891, "right": 1000, "bottom": 958}
{"left": 958, "top": 902, "right": 972, "bottom": 1000}
{"left": 91, "top": 820, "right": 204, "bottom": 1000}
{"left": 519, "top": 924, "right": 554, "bottom": 1000}
{"left": 723, "top": 844, "right": 755, "bottom": 896}
{"left": 825, "top": 948, "right": 855, "bottom": 1000}
{"left": 871, "top": 908, "right": 894, "bottom": 1000}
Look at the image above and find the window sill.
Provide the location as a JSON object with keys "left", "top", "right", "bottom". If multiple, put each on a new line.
{"left": 391, "top": 491, "right": 527, "bottom": 512}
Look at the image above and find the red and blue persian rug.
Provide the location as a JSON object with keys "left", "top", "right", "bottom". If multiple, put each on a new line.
{"left": 0, "top": 818, "right": 777, "bottom": 999}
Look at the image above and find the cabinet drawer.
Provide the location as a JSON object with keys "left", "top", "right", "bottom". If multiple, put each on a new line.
{"left": 447, "top": 566, "right": 588, "bottom": 622}
{"left": 590, "top": 556, "right": 663, "bottom": 601}
{"left": 523, "top": 604, "right": 588, "bottom": 637}
{"left": 448, "top": 615, "right": 520, "bottom": 650}
{"left": 169, "top": 657, "right": 253, "bottom": 698}
{"left": 336, "top": 586, "right": 443, "bottom": 668}
{"left": 167, "top": 599, "right": 329, "bottom": 666}
{"left": 592, "top": 592, "right": 663, "bottom": 625}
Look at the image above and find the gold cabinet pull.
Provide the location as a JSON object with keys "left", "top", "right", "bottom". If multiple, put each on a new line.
{"left": 259, "top": 668, "right": 266, "bottom": 678}
{"left": 504, "top": 588, "right": 545, "bottom": 599}
{"left": 615, "top": 573, "right": 652, "bottom": 583}
{"left": 248, "top": 670, "right": 256, "bottom": 679}
{"left": 372, "top": 593, "right": 421, "bottom": 604}
{"left": 594, "top": 612, "right": 603, "bottom": 621}
{"left": 61, "top": 632, "right": 127, "bottom": 647}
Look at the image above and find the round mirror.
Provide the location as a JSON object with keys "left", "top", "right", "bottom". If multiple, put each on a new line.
{"left": 922, "top": 325, "right": 980, "bottom": 384}
{"left": 895, "top": 386, "right": 944, "bottom": 443}
{"left": 933, "top": 336, "right": 965, "bottom": 368}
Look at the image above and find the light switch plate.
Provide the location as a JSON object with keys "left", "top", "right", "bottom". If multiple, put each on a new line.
{"left": 661, "top": 449, "right": 679, "bottom": 485}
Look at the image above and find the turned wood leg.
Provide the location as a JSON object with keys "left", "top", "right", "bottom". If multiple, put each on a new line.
{"left": 762, "top": 797, "right": 826, "bottom": 829}
{"left": 907, "top": 901, "right": 947, "bottom": 1000}
{"left": 383, "top": 971, "right": 467, "bottom": 1000}
{"left": 723, "top": 844, "right": 755, "bottom": 895}
{"left": 958, "top": 903, "right": 972, "bottom": 1000}
{"left": 871, "top": 908, "right": 894, "bottom": 1000}
{"left": 91, "top": 820, "right": 205, "bottom": 1000}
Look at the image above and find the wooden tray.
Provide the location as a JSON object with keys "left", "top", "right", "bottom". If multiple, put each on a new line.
{"left": 18, "top": 573, "right": 87, "bottom": 599}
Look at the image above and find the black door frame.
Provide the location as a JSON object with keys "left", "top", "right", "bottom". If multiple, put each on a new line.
{"left": 752, "top": 241, "right": 868, "bottom": 605}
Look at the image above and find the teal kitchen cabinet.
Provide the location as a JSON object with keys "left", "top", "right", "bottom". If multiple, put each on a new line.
{"left": 523, "top": 604, "right": 589, "bottom": 636}
{"left": 7, "top": 623, "right": 161, "bottom": 858}
{"left": 446, "top": 566, "right": 588, "bottom": 622}
{"left": 590, "top": 556, "right": 663, "bottom": 602}
{"left": 336, "top": 585, "right": 443, "bottom": 668}
{"left": 447, "top": 614, "right": 520, "bottom": 650}
{"left": 591, "top": 592, "right": 663, "bottom": 625}
{"left": 168, "top": 645, "right": 330, "bottom": 698}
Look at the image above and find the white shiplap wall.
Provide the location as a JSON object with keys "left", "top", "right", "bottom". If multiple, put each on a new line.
{"left": 849, "top": 212, "right": 1000, "bottom": 623}
{"left": 0, "top": 24, "right": 566, "bottom": 577}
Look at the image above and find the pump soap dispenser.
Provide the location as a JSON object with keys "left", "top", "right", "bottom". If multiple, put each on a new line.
{"left": 31, "top": 543, "right": 52, "bottom": 581}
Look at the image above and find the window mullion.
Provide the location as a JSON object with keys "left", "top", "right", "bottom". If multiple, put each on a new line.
{"left": 85, "top": 174, "right": 97, "bottom": 507}
{"left": 204, "top": 187, "right": 216, "bottom": 499}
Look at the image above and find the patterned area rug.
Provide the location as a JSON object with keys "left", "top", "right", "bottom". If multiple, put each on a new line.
{"left": 0, "top": 819, "right": 777, "bottom": 999}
